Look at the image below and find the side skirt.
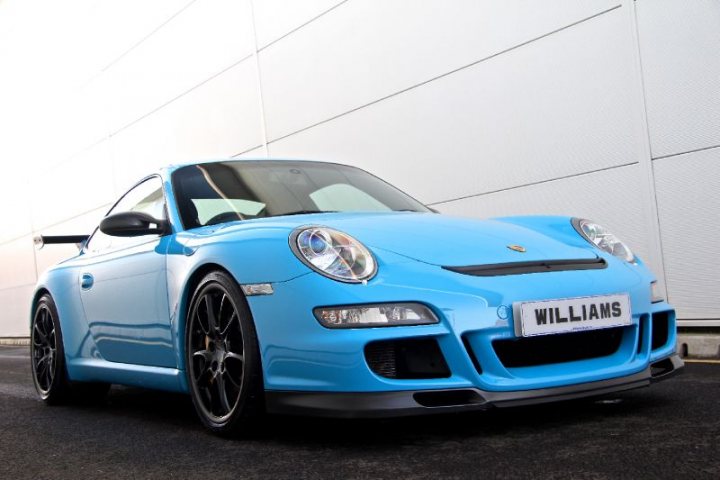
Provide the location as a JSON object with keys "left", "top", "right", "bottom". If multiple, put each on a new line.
{"left": 67, "top": 358, "right": 188, "bottom": 393}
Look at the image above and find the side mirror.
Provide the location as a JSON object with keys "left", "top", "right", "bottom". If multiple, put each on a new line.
{"left": 99, "top": 211, "right": 170, "bottom": 237}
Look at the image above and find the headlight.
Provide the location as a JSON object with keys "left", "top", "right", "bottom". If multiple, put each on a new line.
{"left": 314, "top": 303, "right": 438, "bottom": 328}
{"left": 291, "top": 226, "right": 377, "bottom": 282}
{"left": 572, "top": 218, "right": 635, "bottom": 263}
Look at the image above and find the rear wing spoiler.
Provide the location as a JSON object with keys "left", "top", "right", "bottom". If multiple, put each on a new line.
{"left": 33, "top": 235, "right": 89, "bottom": 250}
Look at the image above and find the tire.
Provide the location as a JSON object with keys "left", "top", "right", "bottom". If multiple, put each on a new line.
{"left": 185, "top": 271, "right": 264, "bottom": 435}
{"left": 31, "top": 293, "right": 110, "bottom": 405}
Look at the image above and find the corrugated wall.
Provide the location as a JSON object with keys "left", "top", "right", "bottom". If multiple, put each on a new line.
{"left": 0, "top": 0, "right": 717, "bottom": 337}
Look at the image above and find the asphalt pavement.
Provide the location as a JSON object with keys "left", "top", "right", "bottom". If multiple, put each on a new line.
{"left": 1, "top": 346, "right": 718, "bottom": 479}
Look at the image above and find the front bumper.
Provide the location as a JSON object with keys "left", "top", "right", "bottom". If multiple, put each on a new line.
{"left": 247, "top": 248, "right": 681, "bottom": 417}
{"left": 266, "top": 354, "right": 683, "bottom": 418}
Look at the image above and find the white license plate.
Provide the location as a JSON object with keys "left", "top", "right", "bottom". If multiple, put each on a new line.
{"left": 513, "top": 294, "right": 632, "bottom": 337}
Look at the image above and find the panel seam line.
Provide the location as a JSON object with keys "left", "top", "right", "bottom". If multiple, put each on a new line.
{"left": 652, "top": 144, "right": 720, "bottom": 161}
{"left": 427, "top": 162, "right": 637, "bottom": 206}
{"left": 266, "top": 3, "right": 623, "bottom": 145}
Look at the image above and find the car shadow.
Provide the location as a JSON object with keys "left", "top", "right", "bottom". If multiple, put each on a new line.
{"left": 66, "top": 384, "right": 673, "bottom": 444}
{"left": 253, "top": 391, "right": 670, "bottom": 446}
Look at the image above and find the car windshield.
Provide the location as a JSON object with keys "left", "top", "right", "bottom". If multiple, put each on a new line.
{"left": 171, "top": 160, "right": 430, "bottom": 229}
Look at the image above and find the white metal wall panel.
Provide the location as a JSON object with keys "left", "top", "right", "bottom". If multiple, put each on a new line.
{"left": 104, "top": 0, "right": 255, "bottom": 134}
{"left": 436, "top": 164, "right": 663, "bottom": 286}
{"left": 653, "top": 148, "right": 720, "bottom": 319}
{"left": 110, "top": 60, "right": 264, "bottom": 191}
{"left": 0, "top": 236, "right": 37, "bottom": 291}
{"left": 251, "top": 0, "right": 346, "bottom": 48}
{"left": 259, "top": 0, "right": 620, "bottom": 140}
{"left": 7, "top": 1, "right": 199, "bottom": 167}
{"left": 75, "top": 0, "right": 194, "bottom": 79}
{"left": 0, "top": 177, "right": 33, "bottom": 244}
{"left": 635, "top": 0, "right": 720, "bottom": 158}
{"left": 29, "top": 141, "right": 114, "bottom": 231}
{"left": 269, "top": 8, "right": 643, "bottom": 206}
{"left": 0, "top": 285, "right": 35, "bottom": 337}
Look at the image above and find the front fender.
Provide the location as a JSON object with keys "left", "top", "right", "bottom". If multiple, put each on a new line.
{"left": 166, "top": 227, "right": 313, "bottom": 373}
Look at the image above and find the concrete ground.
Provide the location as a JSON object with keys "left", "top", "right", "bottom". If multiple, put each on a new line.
{"left": 1, "top": 346, "right": 718, "bottom": 479}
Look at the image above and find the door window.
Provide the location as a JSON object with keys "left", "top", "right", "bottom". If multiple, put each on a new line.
{"left": 86, "top": 177, "right": 167, "bottom": 253}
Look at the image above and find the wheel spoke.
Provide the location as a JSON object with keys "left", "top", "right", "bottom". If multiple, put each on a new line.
{"left": 203, "top": 294, "right": 219, "bottom": 334}
{"left": 36, "top": 356, "right": 48, "bottom": 376}
{"left": 192, "top": 349, "right": 213, "bottom": 364}
{"left": 218, "top": 293, "right": 227, "bottom": 332}
{"left": 195, "top": 362, "right": 214, "bottom": 386}
{"left": 48, "top": 355, "right": 55, "bottom": 382}
{"left": 45, "top": 365, "right": 53, "bottom": 385}
{"left": 220, "top": 312, "right": 237, "bottom": 336}
{"left": 225, "top": 351, "right": 244, "bottom": 364}
{"left": 33, "top": 323, "right": 47, "bottom": 344}
{"left": 195, "top": 296, "right": 210, "bottom": 335}
{"left": 214, "top": 373, "right": 232, "bottom": 414}
{"left": 38, "top": 353, "right": 50, "bottom": 367}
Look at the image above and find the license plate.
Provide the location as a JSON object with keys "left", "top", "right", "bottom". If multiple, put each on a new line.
{"left": 513, "top": 294, "right": 632, "bottom": 337}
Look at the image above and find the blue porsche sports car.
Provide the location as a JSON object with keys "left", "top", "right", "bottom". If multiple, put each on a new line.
{"left": 31, "top": 159, "right": 682, "bottom": 434}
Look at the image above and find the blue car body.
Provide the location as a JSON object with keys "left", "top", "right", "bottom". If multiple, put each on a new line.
{"left": 32, "top": 160, "right": 682, "bottom": 417}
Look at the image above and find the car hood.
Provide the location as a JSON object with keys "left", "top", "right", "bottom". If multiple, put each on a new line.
{"left": 209, "top": 212, "right": 595, "bottom": 267}
{"left": 317, "top": 213, "right": 595, "bottom": 266}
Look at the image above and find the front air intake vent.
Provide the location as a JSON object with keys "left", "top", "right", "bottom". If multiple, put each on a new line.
{"left": 443, "top": 258, "right": 607, "bottom": 277}
{"left": 651, "top": 311, "right": 671, "bottom": 350}
{"left": 365, "top": 338, "right": 450, "bottom": 379}
{"left": 493, "top": 327, "right": 625, "bottom": 368}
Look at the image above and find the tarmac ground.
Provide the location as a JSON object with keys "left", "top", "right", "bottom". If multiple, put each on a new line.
{"left": 0, "top": 346, "right": 718, "bottom": 479}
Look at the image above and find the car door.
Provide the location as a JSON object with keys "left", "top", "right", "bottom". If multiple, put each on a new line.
{"left": 77, "top": 176, "right": 176, "bottom": 368}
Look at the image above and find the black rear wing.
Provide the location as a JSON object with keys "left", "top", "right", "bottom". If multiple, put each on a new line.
{"left": 33, "top": 235, "right": 89, "bottom": 249}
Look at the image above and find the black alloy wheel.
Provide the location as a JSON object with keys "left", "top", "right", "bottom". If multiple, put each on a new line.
{"left": 31, "top": 294, "right": 71, "bottom": 403}
{"left": 186, "top": 271, "right": 263, "bottom": 435}
{"left": 31, "top": 294, "right": 110, "bottom": 404}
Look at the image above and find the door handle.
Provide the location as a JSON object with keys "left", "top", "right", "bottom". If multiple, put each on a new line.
{"left": 81, "top": 273, "right": 94, "bottom": 290}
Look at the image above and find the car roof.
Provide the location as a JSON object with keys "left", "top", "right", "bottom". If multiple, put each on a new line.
{"left": 161, "top": 158, "right": 348, "bottom": 176}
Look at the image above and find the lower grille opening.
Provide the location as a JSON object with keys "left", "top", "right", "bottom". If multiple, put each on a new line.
{"left": 414, "top": 389, "right": 485, "bottom": 407}
{"left": 651, "top": 311, "right": 670, "bottom": 350}
{"left": 493, "top": 327, "right": 625, "bottom": 368}
{"left": 365, "top": 338, "right": 451, "bottom": 379}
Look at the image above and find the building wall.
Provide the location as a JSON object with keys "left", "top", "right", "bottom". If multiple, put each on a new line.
{"left": 0, "top": 0, "right": 717, "bottom": 337}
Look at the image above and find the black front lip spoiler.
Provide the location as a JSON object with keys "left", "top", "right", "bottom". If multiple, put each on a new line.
{"left": 265, "top": 355, "right": 684, "bottom": 419}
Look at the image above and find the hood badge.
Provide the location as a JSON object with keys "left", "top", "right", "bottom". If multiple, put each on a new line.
{"left": 507, "top": 244, "right": 526, "bottom": 253}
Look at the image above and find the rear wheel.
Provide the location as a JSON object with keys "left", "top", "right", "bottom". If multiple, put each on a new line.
{"left": 31, "top": 294, "right": 69, "bottom": 403}
{"left": 31, "top": 294, "right": 109, "bottom": 404}
{"left": 186, "top": 271, "right": 263, "bottom": 435}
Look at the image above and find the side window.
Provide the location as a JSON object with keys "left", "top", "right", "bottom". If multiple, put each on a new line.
{"left": 86, "top": 177, "right": 167, "bottom": 253}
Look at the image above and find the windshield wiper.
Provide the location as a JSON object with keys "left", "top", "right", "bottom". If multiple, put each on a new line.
{"left": 278, "top": 210, "right": 339, "bottom": 217}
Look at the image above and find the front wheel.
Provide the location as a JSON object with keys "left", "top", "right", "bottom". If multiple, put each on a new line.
{"left": 186, "top": 271, "right": 264, "bottom": 435}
